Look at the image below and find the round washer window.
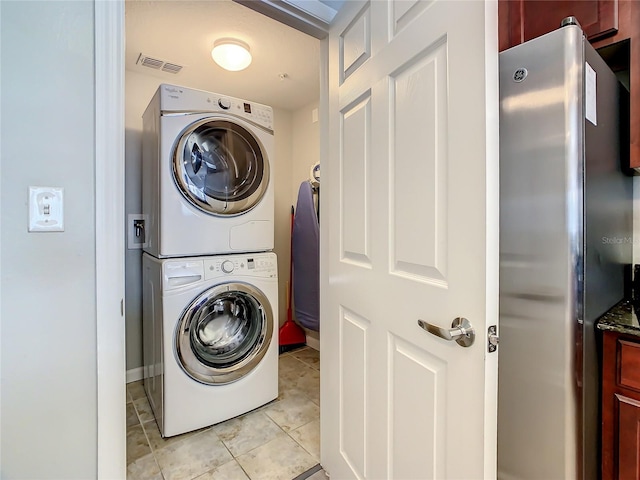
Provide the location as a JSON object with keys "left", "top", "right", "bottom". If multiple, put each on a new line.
{"left": 173, "top": 119, "right": 270, "bottom": 216}
{"left": 175, "top": 282, "right": 273, "bottom": 385}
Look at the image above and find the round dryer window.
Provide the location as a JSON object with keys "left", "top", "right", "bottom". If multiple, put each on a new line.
{"left": 173, "top": 119, "right": 270, "bottom": 216}
{"left": 175, "top": 282, "right": 274, "bottom": 385}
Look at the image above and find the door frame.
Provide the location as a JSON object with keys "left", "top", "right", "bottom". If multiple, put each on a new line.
{"left": 95, "top": 0, "right": 126, "bottom": 478}
{"left": 93, "top": 0, "right": 347, "bottom": 474}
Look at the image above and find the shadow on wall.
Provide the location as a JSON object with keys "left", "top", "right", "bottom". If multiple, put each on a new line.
{"left": 125, "top": 127, "right": 145, "bottom": 374}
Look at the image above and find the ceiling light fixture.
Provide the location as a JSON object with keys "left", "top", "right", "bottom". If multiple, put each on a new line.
{"left": 211, "top": 38, "right": 252, "bottom": 72}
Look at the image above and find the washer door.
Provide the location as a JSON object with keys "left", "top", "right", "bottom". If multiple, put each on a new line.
{"left": 173, "top": 119, "right": 269, "bottom": 216}
{"left": 175, "top": 282, "right": 274, "bottom": 385}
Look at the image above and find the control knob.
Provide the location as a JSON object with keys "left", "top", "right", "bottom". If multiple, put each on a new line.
{"left": 221, "top": 260, "right": 234, "bottom": 273}
{"left": 218, "top": 97, "right": 231, "bottom": 110}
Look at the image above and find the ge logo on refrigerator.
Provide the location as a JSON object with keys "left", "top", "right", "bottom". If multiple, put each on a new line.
{"left": 513, "top": 68, "right": 528, "bottom": 82}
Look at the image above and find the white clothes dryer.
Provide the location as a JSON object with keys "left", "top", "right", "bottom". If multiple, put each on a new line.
{"left": 142, "top": 251, "right": 278, "bottom": 437}
{"left": 142, "top": 84, "right": 275, "bottom": 257}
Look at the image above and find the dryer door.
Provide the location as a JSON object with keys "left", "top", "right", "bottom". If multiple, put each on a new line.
{"left": 175, "top": 282, "right": 274, "bottom": 385}
{"left": 173, "top": 119, "right": 269, "bottom": 216}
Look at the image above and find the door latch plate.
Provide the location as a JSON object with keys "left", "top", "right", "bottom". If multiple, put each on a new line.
{"left": 488, "top": 325, "right": 499, "bottom": 353}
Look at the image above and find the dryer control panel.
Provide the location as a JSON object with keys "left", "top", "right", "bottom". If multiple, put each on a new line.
{"left": 159, "top": 83, "right": 273, "bottom": 131}
{"left": 204, "top": 252, "right": 277, "bottom": 280}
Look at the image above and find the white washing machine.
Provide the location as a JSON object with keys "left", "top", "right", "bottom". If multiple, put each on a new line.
{"left": 142, "top": 84, "right": 275, "bottom": 257}
{"left": 142, "top": 251, "right": 278, "bottom": 437}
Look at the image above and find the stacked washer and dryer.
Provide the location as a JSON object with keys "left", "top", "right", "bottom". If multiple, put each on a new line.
{"left": 141, "top": 84, "right": 278, "bottom": 437}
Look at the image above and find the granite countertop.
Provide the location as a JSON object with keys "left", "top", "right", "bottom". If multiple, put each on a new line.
{"left": 596, "top": 299, "right": 640, "bottom": 337}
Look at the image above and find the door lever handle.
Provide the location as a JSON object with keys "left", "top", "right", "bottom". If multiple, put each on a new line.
{"left": 417, "top": 317, "right": 475, "bottom": 347}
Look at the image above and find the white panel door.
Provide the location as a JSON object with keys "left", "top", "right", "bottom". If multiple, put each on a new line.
{"left": 321, "top": 1, "right": 500, "bottom": 478}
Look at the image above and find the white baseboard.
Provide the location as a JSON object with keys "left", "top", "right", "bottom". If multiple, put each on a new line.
{"left": 305, "top": 333, "right": 320, "bottom": 351}
{"left": 126, "top": 367, "right": 144, "bottom": 384}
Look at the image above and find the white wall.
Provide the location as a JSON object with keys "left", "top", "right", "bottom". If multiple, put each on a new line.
{"left": 291, "top": 101, "right": 321, "bottom": 200}
{"left": 124, "top": 71, "right": 296, "bottom": 370}
{"left": 0, "top": 1, "right": 98, "bottom": 477}
{"left": 124, "top": 71, "right": 152, "bottom": 374}
{"left": 274, "top": 109, "right": 294, "bottom": 328}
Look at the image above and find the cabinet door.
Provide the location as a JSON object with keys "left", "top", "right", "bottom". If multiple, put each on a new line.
{"left": 499, "top": 0, "right": 618, "bottom": 51}
{"left": 616, "top": 394, "right": 640, "bottom": 478}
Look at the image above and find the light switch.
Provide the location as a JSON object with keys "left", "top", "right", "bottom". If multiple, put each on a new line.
{"left": 29, "top": 186, "right": 64, "bottom": 232}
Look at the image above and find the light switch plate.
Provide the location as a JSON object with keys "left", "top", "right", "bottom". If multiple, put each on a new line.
{"left": 29, "top": 186, "right": 64, "bottom": 232}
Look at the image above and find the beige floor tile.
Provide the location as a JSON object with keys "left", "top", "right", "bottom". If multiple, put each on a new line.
{"left": 278, "top": 356, "right": 307, "bottom": 380}
{"left": 194, "top": 459, "right": 250, "bottom": 480}
{"left": 155, "top": 428, "right": 233, "bottom": 480}
{"left": 143, "top": 419, "right": 210, "bottom": 452}
{"left": 127, "top": 424, "right": 152, "bottom": 465}
{"left": 213, "top": 410, "right": 283, "bottom": 457}
{"left": 278, "top": 380, "right": 306, "bottom": 402}
{"left": 236, "top": 434, "right": 317, "bottom": 480}
{"left": 126, "top": 353, "right": 322, "bottom": 480}
{"left": 294, "top": 368, "right": 320, "bottom": 406}
{"left": 127, "top": 402, "right": 140, "bottom": 428}
{"left": 263, "top": 395, "right": 320, "bottom": 433}
{"left": 288, "top": 420, "right": 320, "bottom": 460}
{"left": 279, "top": 362, "right": 317, "bottom": 395}
{"left": 134, "top": 396, "right": 155, "bottom": 424}
{"left": 127, "top": 380, "right": 146, "bottom": 401}
{"left": 291, "top": 348, "right": 320, "bottom": 370}
{"left": 126, "top": 453, "right": 163, "bottom": 480}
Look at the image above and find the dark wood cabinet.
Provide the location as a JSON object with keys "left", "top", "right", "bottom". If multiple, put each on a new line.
{"left": 616, "top": 394, "right": 640, "bottom": 478}
{"left": 499, "top": 0, "right": 640, "bottom": 170}
{"left": 498, "top": 0, "right": 618, "bottom": 51}
{"left": 590, "top": 1, "right": 640, "bottom": 170}
{"left": 602, "top": 331, "right": 640, "bottom": 479}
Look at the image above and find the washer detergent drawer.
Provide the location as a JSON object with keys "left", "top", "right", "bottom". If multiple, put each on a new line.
{"left": 163, "top": 260, "right": 204, "bottom": 290}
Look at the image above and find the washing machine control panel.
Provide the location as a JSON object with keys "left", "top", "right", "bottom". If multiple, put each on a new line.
{"left": 204, "top": 253, "right": 277, "bottom": 279}
{"left": 220, "top": 260, "right": 234, "bottom": 273}
{"left": 218, "top": 97, "right": 231, "bottom": 110}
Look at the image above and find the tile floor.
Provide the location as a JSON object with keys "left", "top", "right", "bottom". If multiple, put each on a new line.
{"left": 126, "top": 347, "right": 323, "bottom": 480}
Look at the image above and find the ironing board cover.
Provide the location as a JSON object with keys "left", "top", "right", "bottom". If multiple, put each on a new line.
{"left": 292, "top": 181, "right": 320, "bottom": 331}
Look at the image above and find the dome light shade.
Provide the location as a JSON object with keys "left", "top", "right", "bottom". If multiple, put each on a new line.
{"left": 211, "top": 39, "right": 252, "bottom": 72}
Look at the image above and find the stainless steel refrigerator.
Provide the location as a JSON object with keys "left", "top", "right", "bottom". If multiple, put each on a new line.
{"left": 498, "top": 20, "right": 632, "bottom": 479}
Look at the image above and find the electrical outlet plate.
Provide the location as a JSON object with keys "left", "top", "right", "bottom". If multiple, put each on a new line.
{"left": 29, "top": 186, "right": 64, "bottom": 232}
{"left": 128, "top": 213, "right": 148, "bottom": 249}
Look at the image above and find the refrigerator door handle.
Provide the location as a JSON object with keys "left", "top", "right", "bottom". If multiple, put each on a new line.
{"left": 417, "top": 317, "right": 475, "bottom": 347}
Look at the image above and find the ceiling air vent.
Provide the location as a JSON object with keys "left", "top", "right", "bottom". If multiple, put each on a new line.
{"left": 161, "top": 63, "right": 183, "bottom": 74}
{"left": 136, "top": 54, "right": 183, "bottom": 74}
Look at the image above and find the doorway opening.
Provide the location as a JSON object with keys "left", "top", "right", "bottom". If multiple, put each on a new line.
{"left": 122, "top": 1, "right": 326, "bottom": 478}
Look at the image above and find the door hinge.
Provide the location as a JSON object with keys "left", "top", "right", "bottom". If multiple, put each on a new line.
{"left": 488, "top": 325, "right": 499, "bottom": 353}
